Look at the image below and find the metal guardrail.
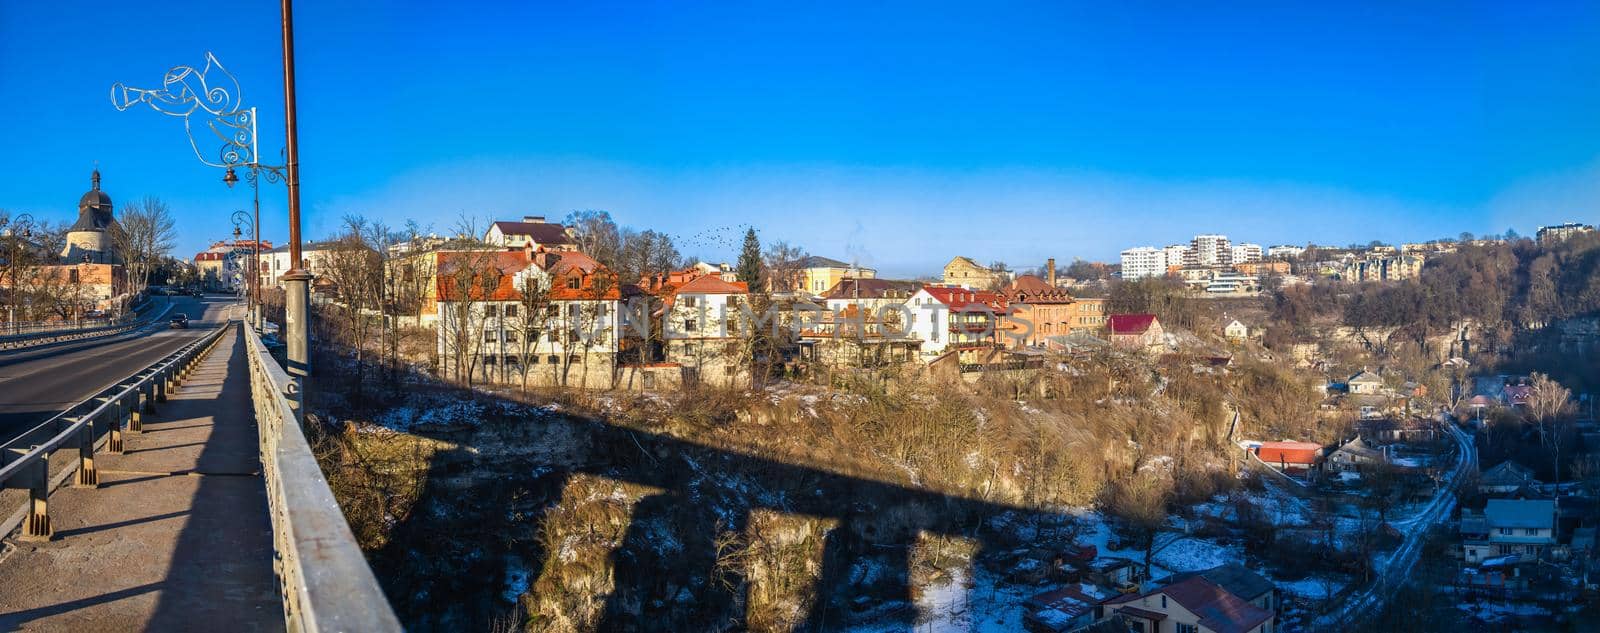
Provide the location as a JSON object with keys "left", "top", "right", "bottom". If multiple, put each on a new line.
{"left": 243, "top": 322, "right": 402, "bottom": 632}
{"left": 0, "top": 320, "right": 229, "bottom": 540}
{"left": 0, "top": 301, "right": 173, "bottom": 351}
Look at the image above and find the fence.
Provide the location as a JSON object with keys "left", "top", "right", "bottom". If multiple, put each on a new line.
{"left": 0, "top": 320, "right": 229, "bottom": 540}
{"left": 0, "top": 300, "right": 173, "bottom": 351}
{"left": 244, "top": 322, "right": 401, "bottom": 632}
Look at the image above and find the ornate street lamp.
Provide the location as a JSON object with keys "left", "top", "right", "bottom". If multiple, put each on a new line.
{"left": 112, "top": 1, "right": 312, "bottom": 402}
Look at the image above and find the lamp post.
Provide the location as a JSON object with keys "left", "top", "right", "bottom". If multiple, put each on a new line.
{"left": 4, "top": 213, "right": 34, "bottom": 335}
{"left": 112, "top": 0, "right": 312, "bottom": 395}
{"left": 230, "top": 209, "right": 259, "bottom": 326}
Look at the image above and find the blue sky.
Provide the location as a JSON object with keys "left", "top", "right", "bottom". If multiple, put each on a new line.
{"left": 3, "top": 1, "right": 1599, "bottom": 277}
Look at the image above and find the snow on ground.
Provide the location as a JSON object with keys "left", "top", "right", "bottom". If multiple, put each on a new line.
{"left": 1455, "top": 600, "right": 1550, "bottom": 623}
{"left": 1277, "top": 576, "right": 1347, "bottom": 600}
{"left": 1153, "top": 537, "right": 1240, "bottom": 573}
{"left": 847, "top": 566, "right": 1033, "bottom": 633}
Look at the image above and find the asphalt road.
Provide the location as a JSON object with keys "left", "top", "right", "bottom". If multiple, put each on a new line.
{"left": 0, "top": 296, "right": 238, "bottom": 443}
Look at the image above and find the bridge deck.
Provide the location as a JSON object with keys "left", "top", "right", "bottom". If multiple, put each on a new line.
{"left": 0, "top": 327, "right": 283, "bottom": 632}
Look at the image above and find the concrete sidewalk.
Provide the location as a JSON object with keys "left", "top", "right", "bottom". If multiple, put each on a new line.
{"left": 0, "top": 327, "right": 283, "bottom": 632}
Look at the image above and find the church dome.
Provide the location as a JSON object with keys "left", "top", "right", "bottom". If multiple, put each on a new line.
{"left": 71, "top": 170, "right": 115, "bottom": 231}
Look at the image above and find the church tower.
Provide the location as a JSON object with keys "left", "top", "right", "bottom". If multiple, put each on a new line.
{"left": 62, "top": 169, "right": 119, "bottom": 264}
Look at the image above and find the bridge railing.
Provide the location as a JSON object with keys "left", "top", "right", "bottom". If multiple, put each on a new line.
{"left": 243, "top": 322, "right": 402, "bottom": 632}
{"left": 0, "top": 300, "right": 174, "bottom": 351}
{"left": 0, "top": 320, "right": 230, "bottom": 540}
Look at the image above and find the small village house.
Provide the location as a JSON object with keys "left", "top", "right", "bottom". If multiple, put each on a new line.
{"left": 1158, "top": 564, "right": 1277, "bottom": 618}
{"left": 1346, "top": 370, "right": 1383, "bottom": 395}
{"left": 1251, "top": 441, "right": 1324, "bottom": 477}
{"left": 1477, "top": 461, "right": 1538, "bottom": 496}
{"left": 1224, "top": 319, "right": 1249, "bottom": 343}
{"left": 1461, "top": 499, "right": 1557, "bottom": 564}
{"left": 1328, "top": 436, "right": 1386, "bottom": 473}
{"left": 1108, "top": 313, "right": 1165, "bottom": 351}
{"left": 1023, "top": 584, "right": 1112, "bottom": 633}
{"left": 1102, "top": 575, "right": 1275, "bottom": 633}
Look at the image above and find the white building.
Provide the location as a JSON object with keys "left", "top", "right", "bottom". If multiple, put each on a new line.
{"left": 483, "top": 216, "right": 576, "bottom": 250}
{"left": 1267, "top": 244, "right": 1305, "bottom": 259}
{"left": 1119, "top": 246, "right": 1168, "bottom": 280}
{"left": 1230, "top": 243, "right": 1263, "bottom": 263}
{"left": 1536, "top": 222, "right": 1595, "bottom": 244}
{"left": 1190, "top": 234, "right": 1232, "bottom": 267}
{"left": 904, "top": 285, "right": 1005, "bottom": 359}
{"left": 1163, "top": 244, "right": 1192, "bottom": 268}
{"left": 256, "top": 241, "right": 339, "bottom": 288}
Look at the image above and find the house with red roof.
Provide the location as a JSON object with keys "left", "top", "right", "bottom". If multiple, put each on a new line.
{"left": 1103, "top": 575, "right": 1275, "bottom": 633}
{"left": 905, "top": 284, "right": 1010, "bottom": 360}
{"left": 1250, "top": 441, "right": 1325, "bottom": 476}
{"left": 1108, "top": 313, "right": 1166, "bottom": 351}
{"left": 434, "top": 246, "right": 635, "bottom": 387}
{"left": 658, "top": 273, "right": 751, "bottom": 385}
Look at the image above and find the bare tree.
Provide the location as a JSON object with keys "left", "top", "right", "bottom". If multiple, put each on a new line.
{"left": 438, "top": 215, "right": 502, "bottom": 385}
{"left": 1528, "top": 372, "right": 1575, "bottom": 483}
{"left": 109, "top": 196, "right": 177, "bottom": 295}
{"left": 763, "top": 240, "right": 808, "bottom": 294}
{"left": 511, "top": 266, "right": 554, "bottom": 393}
{"left": 563, "top": 210, "right": 622, "bottom": 266}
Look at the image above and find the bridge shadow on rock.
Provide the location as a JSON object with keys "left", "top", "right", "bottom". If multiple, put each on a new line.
{"left": 350, "top": 385, "right": 1070, "bottom": 633}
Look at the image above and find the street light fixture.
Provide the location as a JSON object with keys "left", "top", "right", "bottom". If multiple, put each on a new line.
{"left": 4, "top": 213, "right": 34, "bottom": 335}
{"left": 112, "top": 0, "right": 311, "bottom": 399}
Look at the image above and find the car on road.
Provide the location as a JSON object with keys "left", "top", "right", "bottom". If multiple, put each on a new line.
{"left": 170, "top": 314, "right": 189, "bottom": 329}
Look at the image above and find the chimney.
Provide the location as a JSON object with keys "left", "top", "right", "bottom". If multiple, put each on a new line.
{"left": 1047, "top": 258, "right": 1057, "bottom": 286}
{"left": 523, "top": 215, "right": 545, "bottom": 223}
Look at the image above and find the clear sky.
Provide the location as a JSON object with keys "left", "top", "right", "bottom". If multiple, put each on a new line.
{"left": 3, "top": 1, "right": 1599, "bottom": 277}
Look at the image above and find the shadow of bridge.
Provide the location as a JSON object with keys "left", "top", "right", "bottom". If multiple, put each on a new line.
{"left": 364, "top": 389, "right": 1078, "bottom": 632}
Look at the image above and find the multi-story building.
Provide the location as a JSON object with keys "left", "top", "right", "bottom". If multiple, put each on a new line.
{"left": 942, "top": 256, "right": 1005, "bottom": 289}
{"left": 1266, "top": 244, "right": 1305, "bottom": 259}
{"left": 435, "top": 248, "right": 633, "bottom": 387}
{"left": 1068, "top": 297, "right": 1107, "bottom": 334}
{"left": 256, "top": 241, "right": 339, "bottom": 289}
{"left": 794, "top": 256, "right": 875, "bottom": 296}
{"left": 1190, "top": 234, "right": 1232, "bottom": 267}
{"left": 1004, "top": 274, "right": 1075, "bottom": 349}
{"left": 1119, "top": 247, "right": 1167, "bottom": 280}
{"left": 1340, "top": 253, "right": 1425, "bottom": 283}
{"left": 1164, "top": 244, "right": 1192, "bottom": 268}
{"left": 905, "top": 285, "right": 1008, "bottom": 360}
{"left": 660, "top": 274, "right": 750, "bottom": 385}
{"left": 482, "top": 215, "right": 576, "bottom": 251}
{"left": 1536, "top": 222, "right": 1595, "bottom": 244}
{"left": 1230, "top": 243, "right": 1263, "bottom": 263}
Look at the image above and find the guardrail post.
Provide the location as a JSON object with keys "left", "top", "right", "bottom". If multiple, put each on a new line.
{"left": 76, "top": 419, "right": 99, "bottom": 488}
{"left": 131, "top": 385, "right": 148, "bottom": 432}
{"left": 5, "top": 447, "right": 51, "bottom": 541}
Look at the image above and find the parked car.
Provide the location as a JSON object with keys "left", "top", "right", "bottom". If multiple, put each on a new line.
{"left": 84, "top": 310, "right": 106, "bottom": 319}
{"left": 170, "top": 314, "right": 189, "bottom": 329}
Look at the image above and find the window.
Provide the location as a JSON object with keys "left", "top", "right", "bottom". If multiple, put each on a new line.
{"left": 1525, "top": 528, "right": 1539, "bottom": 536}
{"left": 1177, "top": 625, "right": 1198, "bottom": 633}
{"left": 485, "top": 304, "right": 499, "bottom": 317}
{"left": 683, "top": 296, "right": 698, "bottom": 308}
{"left": 1161, "top": 596, "right": 1167, "bottom": 609}
{"left": 684, "top": 319, "right": 698, "bottom": 332}
{"left": 505, "top": 304, "right": 518, "bottom": 317}
{"left": 483, "top": 330, "right": 499, "bottom": 343}
{"left": 504, "top": 331, "right": 519, "bottom": 343}
{"left": 1499, "top": 528, "right": 1513, "bottom": 535}
{"left": 566, "top": 277, "right": 579, "bottom": 290}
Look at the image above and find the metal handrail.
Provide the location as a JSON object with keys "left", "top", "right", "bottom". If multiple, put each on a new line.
{"left": 243, "top": 322, "right": 401, "bottom": 632}
{"left": 0, "top": 320, "right": 230, "bottom": 540}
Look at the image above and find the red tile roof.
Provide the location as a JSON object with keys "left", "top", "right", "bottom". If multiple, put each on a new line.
{"left": 921, "top": 285, "right": 1008, "bottom": 312}
{"left": 1253, "top": 441, "right": 1323, "bottom": 466}
{"left": 1006, "top": 275, "right": 1074, "bottom": 303}
{"left": 673, "top": 275, "right": 748, "bottom": 295}
{"left": 437, "top": 250, "right": 622, "bottom": 301}
{"left": 1108, "top": 313, "right": 1158, "bottom": 335}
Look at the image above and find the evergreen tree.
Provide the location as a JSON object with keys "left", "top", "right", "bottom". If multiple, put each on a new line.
{"left": 736, "top": 228, "right": 764, "bottom": 288}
